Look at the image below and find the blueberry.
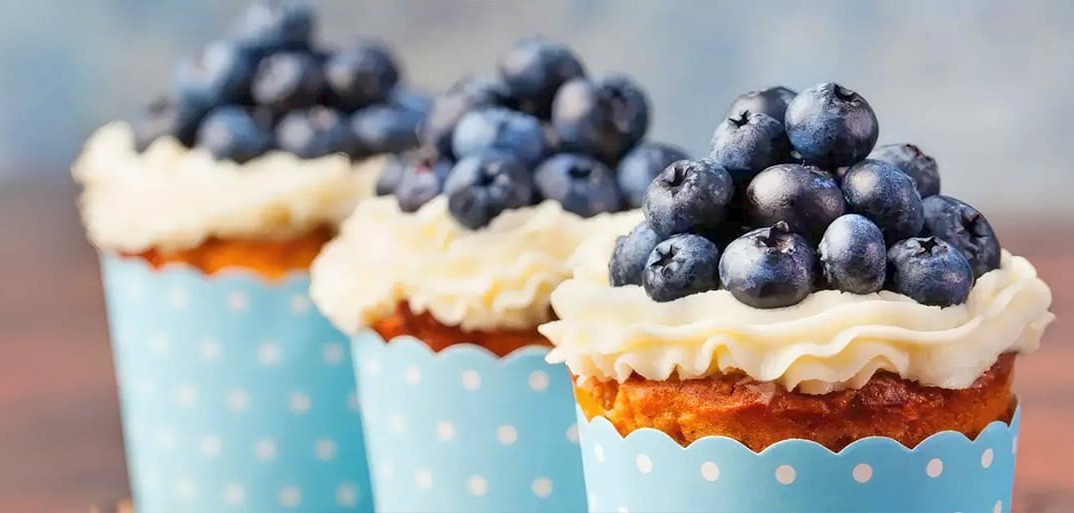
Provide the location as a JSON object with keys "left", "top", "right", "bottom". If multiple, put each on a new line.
{"left": 746, "top": 163, "right": 845, "bottom": 242}
{"left": 231, "top": 0, "right": 314, "bottom": 55}
{"left": 324, "top": 42, "right": 400, "bottom": 112}
{"left": 643, "top": 234, "right": 721, "bottom": 302}
{"left": 444, "top": 152, "right": 533, "bottom": 229}
{"left": 132, "top": 96, "right": 206, "bottom": 151}
{"left": 174, "top": 40, "right": 257, "bottom": 108}
{"left": 389, "top": 88, "right": 433, "bottom": 117}
{"left": 395, "top": 150, "right": 453, "bottom": 212}
{"left": 718, "top": 221, "right": 816, "bottom": 308}
{"left": 419, "top": 76, "right": 515, "bottom": 157}
{"left": 709, "top": 110, "right": 792, "bottom": 184}
{"left": 785, "top": 82, "right": 879, "bottom": 168}
{"left": 498, "top": 37, "right": 586, "bottom": 119}
{"left": 920, "top": 195, "right": 1001, "bottom": 278}
{"left": 642, "top": 159, "right": 734, "bottom": 238}
{"left": 252, "top": 51, "right": 324, "bottom": 112}
{"left": 868, "top": 143, "right": 940, "bottom": 197}
{"left": 886, "top": 237, "right": 973, "bottom": 307}
{"left": 375, "top": 157, "right": 405, "bottom": 196}
{"left": 552, "top": 75, "right": 650, "bottom": 164}
{"left": 616, "top": 142, "right": 690, "bottom": 209}
{"left": 609, "top": 222, "right": 662, "bottom": 286}
{"left": 725, "top": 86, "right": 797, "bottom": 122}
{"left": 451, "top": 107, "right": 546, "bottom": 167}
{"left": 275, "top": 106, "right": 358, "bottom": 158}
{"left": 818, "top": 214, "right": 886, "bottom": 294}
{"left": 350, "top": 104, "right": 421, "bottom": 156}
{"left": 196, "top": 106, "right": 274, "bottom": 163}
{"left": 534, "top": 153, "right": 622, "bottom": 217}
{"left": 841, "top": 159, "right": 924, "bottom": 244}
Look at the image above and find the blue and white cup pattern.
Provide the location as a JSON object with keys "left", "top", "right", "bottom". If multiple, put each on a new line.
{"left": 352, "top": 330, "right": 587, "bottom": 513}
{"left": 101, "top": 255, "right": 373, "bottom": 513}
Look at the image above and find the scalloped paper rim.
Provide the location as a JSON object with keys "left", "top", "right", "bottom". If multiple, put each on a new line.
{"left": 352, "top": 328, "right": 554, "bottom": 365}
{"left": 101, "top": 251, "right": 312, "bottom": 286}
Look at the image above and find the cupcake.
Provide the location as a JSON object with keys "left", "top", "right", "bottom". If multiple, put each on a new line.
{"left": 72, "top": 3, "right": 424, "bottom": 512}
{"left": 310, "top": 37, "right": 684, "bottom": 513}
{"left": 543, "top": 83, "right": 1054, "bottom": 513}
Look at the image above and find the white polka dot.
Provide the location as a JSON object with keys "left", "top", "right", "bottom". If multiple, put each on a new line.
{"left": 617, "top": 507, "right": 629, "bottom": 513}
{"left": 258, "top": 341, "right": 281, "bottom": 365}
{"left": 852, "top": 463, "right": 872, "bottom": 483}
{"left": 290, "top": 295, "right": 311, "bottom": 315}
{"left": 156, "top": 427, "right": 177, "bottom": 450}
{"left": 982, "top": 448, "right": 995, "bottom": 469}
{"left": 175, "top": 384, "right": 198, "bottom": 408}
{"left": 168, "top": 288, "right": 190, "bottom": 309}
{"left": 347, "top": 391, "right": 360, "bottom": 411}
{"left": 364, "top": 358, "right": 381, "bottom": 375}
{"left": 336, "top": 483, "right": 359, "bottom": 506}
{"left": 701, "top": 461, "right": 720, "bottom": 481}
{"left": 588, "top": 493, "right": 597, "bottom": 509}
{"left": 199, "top": 338, "right": 222, "bottom": 362}
{"left": 136, "top": 378, "right": 158, "bottom": 397}
{"left": 461, "top": 369, "right": 481, "bottom": 390}
{"left": 436, "top": 421, "right": 456, "bottom": 441}
{"left": 255, "top": 438, "right": 277, "bottom": 461}
{"left": 467, "top": 475, "right": 487, "bottom": 497}
{"left": 926, "top": 458, "right": 944, "bottom": 478}
{"left": 415, "top": 470, "right": 433, "bottom": 490}
{"left": 125, "top": 280, "right": 143, "bottom": 299}
{"left": 635, "top": 454, "right": 653, "bottom": 474}
{"left": 149, "top": 333, "right": 171, "bottom": 356}
{"left": 315, "top": 439, "right": 337, "bottom": 461}
{"left": 528, "top": 370, "right": 550, "bottom": 391}
{"left": 532, "top": 477, "right": 553, "bottom": 498}
{"left": 497, "top": 425, "right": 518, "bottom": 445}
{"left": 200, "top": 435, "right": 222, "bottom": 457}
{"left": 323, "top": 343, "right": 345, "bottom": 364}
{"left": 389, "top": 413, "right": 408, "bottom": 433}
{"left": 228, "top": 292, "right": 248, "bottom": 312}
{"left": 566, "top": 424, "right": 579, "bottom": 444}
{"left": 594, "top": 443, "right": 605, "bottom": 462}
{"left": 994, "top": 500, "right": 1003, "bottom": 513}
{"left": 279, "top": 486, "right": 301, "bottom": 508}
{"left": 377, "top": 462, "right": 395, "bottom": 479}
{"left": 775, "top": 465, "right": 796, "bottom": 485}
{"left": 405, "top": 366, "right": 422, "bottom": 385}
{"left": 226, "top": 389, "right": 250, "bottom": 411}
{"left": 174, "top": 478, "right": 196, "bottom": 500}
{"left": 223, "top": 483, "right": 245, "bottom": 505}
{"left": 289, "top": 392, "right": 311, "bottom": 414}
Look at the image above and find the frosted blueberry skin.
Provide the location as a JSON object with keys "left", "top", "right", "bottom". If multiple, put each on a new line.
{"left": 719, "top": 221, "right": 817, "bottom": 309}
{"left": 841, "top": 159, "right": 925, "bottom": 244}
{"left": 534, "top": 153, "right": 623, "bottom": 218}
{"left": 642, "top": 159, "right": 734, "bottom": 238}
{"left": 709, "top": 110, "right": 792, "bottom": 186}
{"left": 785, "top": 82, "right": 879, "bottom": 169}
{"left": 175, "top": 40, "right": 258, "bottom": 108}
{"left": 451, "top": 107, "right": 546, "bottom": 168}
{"left": 132, "top": 96, "right": 206, "bottom": 151}
{"left": 868, "top": 143, "right": 941, "bottom": 197}
{"left": 252, "top": 51, "right": 325, "bottom": 113}
{"left": 196, "top": 106, "right": 274, "bottom": 164}
{"left": 395, "top": 151, "right": 453, "bottom": 213}
{"left": 725, "top": 86, "right": 797, "bottom": 122}
{"left": 643, "top": 233, "right": 721, "bottom": 303}
{"left": 609, "top": 222, "right": 662, "bottom": 287}
{"left": 616, "top": 142, "right": 690, "bottom": 209}
{"left": 818, "top": 214, "right": 887, "bottom": 294}
{"left": 497, "top": 37, "right": 586, "bottom": 119}
{"left": 445, "top": 152, "right": 534, "bottom": 230}
{"left": 920, "top": 195, "right": 1001, "bottom": 279}
{"left": 551, "top": 75, "right": 650, "bottom": 164}
{"left": 886, "top": 236, "right": 974, "bottom": 307}
{"left": 420, "top": 76, "right": 516, "bottom": 158}
{"left": 746, "top": 163, "right": 845, "bottom": 243}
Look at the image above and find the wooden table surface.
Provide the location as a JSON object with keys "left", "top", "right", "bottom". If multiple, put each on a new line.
{"left": 1, "top": 177, "right": 1072, "bottom": 513}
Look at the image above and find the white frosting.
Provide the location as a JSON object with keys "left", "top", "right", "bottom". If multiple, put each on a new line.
{"left": 310, "top": 195, "right": 643, "bottom": 333}
{"left": 72, "top": 122, "right": 388, "bottom": 252}
{"left": 542, "top": 229, "right": 1054, "bottom": 394}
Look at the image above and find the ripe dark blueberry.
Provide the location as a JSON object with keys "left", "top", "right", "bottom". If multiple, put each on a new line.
{"left": 746, "top": 163, "right": 845, "bottom": 242}
{"left": 643, "top": 234, "right": 721, "bottom": 302}
{"left": 552, "top": 75, "right": 650, "bottom": 164}
{"left": 252, "top": 51, "right": 325, "bottom": 112}
{"left": 196, "top": 106, "right": 274, "bottom": 163}
{"left": 174, "top": 40, "right": 257, "bottom": 108}
{"left": 444, "top": 153, "right": 533, "bottom": 229}
{"left": 725, "top": 86, "right": 797, "bottom": 122}
{"left": 616, "top": 142, "right": 690, "bottom": 209}
{"left": 841, "top": 159, "right": 925, "bottom": 244}
{"left": 498, "top": 37, "right": 586, "bottom": 119}
{"left": 451, "top": 107, "right": 546, "bottom": 167}
{"left": 818, "top": 214, "right": 886, "bottom": 294}
{"left": 886, "top": 237, "right": 973, "bottom": 307}
{"left": 785, "top": 82, "right": 879, "bottom": 168}
{"left": 534, "top": 153, "right": 622, "bottom": 217}
{"left": 389, "top": 88, "right": 433, "bottom": 117}
{"left": 868, "top": 143, "right": 941, "bottom": 197}
{"left": 350, "top": 104, "right": 422, "bottom": 156}
{"left": 275, "top": 106, "right": 358, "bottom": 158}
{"left": 718, "top": 222, "right": 817, "bottom": 308}
{"left": 395, "top": 151, "right": 453, "bottom": 213}
{"left": 709, "top": 110, "right": 791, "bottom": 184}
{"left": 419, "top": 76, "right": 515, "bottom": 157}
{"left": 231, "top": 0, "right": 314, "bottom": 55}
{"left": 324, "top": 42, "right": 400, "bottom": 111}
{"left": 920, "top": 195, "right": 1001, "bottom": 278}
{"left": 642, "top": 159, "right": 734, "bottom": 238}
{"left": 375, "top": 157, "right": 405, "bottom": 196}
{"left": 610, "top": 222, "right": 662, "bottom": 287}
{"left": 132, "top": 96, "right": 206, "bottom": 151}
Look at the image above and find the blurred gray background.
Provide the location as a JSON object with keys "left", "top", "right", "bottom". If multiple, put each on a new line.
{"left": 2, "top": 0, "right": 1073, "bottom": 219}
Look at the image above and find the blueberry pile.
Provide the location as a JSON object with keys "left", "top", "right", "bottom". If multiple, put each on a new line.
{"left": 610, "top": 83, "right": 1001, "bottom": 309}
{"left": 130, "top": 1, "right": 426, "bottom": 163}
{"left": 379, "top": 37, "right": 689, "bottom": 229}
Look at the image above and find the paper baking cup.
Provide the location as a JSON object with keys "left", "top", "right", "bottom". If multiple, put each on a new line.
{"left": 577, "top": 404, "right": 1020, "bottom": 513}
{"left": 101, "top": 255, "right": 373, "bottom": 513}
{"left": 351, "top": 330, "right": 587, "bottom": 513}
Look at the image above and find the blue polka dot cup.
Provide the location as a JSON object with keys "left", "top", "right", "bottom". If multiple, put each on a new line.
{"left": 101, "top": 255, "right": 373, "bottom": 513}
{"left": 577, "top": 404, "right": 1020, "bottom": 513}
{"left": 351, "top": 330, "right": 587, "bottom": 513}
